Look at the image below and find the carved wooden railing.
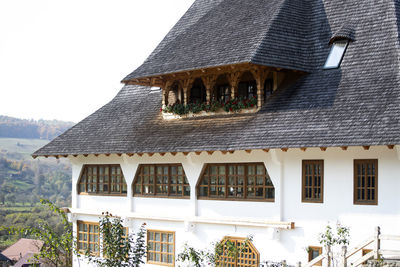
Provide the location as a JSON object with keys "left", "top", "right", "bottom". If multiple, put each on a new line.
{"left": 300, "top": 227, "right": 400, "bottom": 267}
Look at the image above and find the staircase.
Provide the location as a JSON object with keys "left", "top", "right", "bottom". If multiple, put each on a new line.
{"left": 302, "top": 227, "right": 400, "bottom": 267}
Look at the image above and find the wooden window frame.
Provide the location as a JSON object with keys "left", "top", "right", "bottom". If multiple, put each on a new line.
{"left": 147, "top": 229, "right": 175, "bottom": 266}
{"left": 217, "top": 236, "right": 260, "bottom": 267}
{"left": 77, "top": 221, "right": 100, "bottom": 256}
{"left": 238, "top": 80, "right": 257, "bottom": 100}
{"left": 197, "top": 163, "right": 275, "bottom": 202}
{"left": 132, "top": 164, "right": 190, "bottom": 199}
{"left": 308, "top": 246, "right": 322, "bottom": 266}
{"left": 77, "top": 164, "right": 127, "bottom": 196}
{"left": 354, "top": 159, "right": 378, "bottom": 205}
{"left": 302, "top": 160, "right": 324, "bottom": 203}
{"left": 216, "top": 83, "right": 231, "bottom": 102}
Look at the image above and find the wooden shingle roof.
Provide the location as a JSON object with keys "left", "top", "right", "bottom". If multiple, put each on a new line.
{"left": 33, "top": 0, "right": 400, "bottom": 156}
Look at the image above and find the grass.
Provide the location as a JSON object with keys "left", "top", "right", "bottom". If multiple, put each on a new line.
{"left": 0, "top": 137, "right": 49, "bottom": 160}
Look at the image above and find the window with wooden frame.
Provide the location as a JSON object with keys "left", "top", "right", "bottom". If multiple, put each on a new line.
{"left": 147, "top": 230, "right": 175, "bottom": 266}
{"left": 354, "top": 159, "right": 378, "bottom": 205}
{"left": 302, "top": 160, "right": 324, "bottom": 203}
{"left": 238, "top": 81, "right": 257, "bottom": 100}
{"left": 197, "top": 163, "right": 274, "bottom": 201}
{"left": 133, "top": 164, "right": 190, "bottom": 198}
{"left": 308, "top": 246, "right": 322, "bottom": 266}
{"left": 216, "top": 237, "right": 259, "bottom": 267}
{"left": 78, "top": 165, "right": 127, "bottom": 195}
{"left": 216, "top": 83, "right": 231, "bottom": 102}
{"left": 77, "top": 221, "right": 100, "bottom": 256}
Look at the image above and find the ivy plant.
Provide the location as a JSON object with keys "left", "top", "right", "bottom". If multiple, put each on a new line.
{"left": 84, "top": 212, "right": 146, "bottom": 267}
{"left": 162, "top": 97, "right": 257, "bottom": 115}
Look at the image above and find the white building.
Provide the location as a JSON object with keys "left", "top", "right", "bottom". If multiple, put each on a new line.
{"left": 34, "top": 0, "right": 400, "bottom": 266}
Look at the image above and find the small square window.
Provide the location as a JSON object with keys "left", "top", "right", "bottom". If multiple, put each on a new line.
{"left": 324, "top": 40, "right": 349, "bottom": 69}
{"left": 308, "top": 246, "right": 323, "bottom": 266}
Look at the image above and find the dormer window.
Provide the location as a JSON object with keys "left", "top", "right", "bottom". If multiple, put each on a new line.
{"left": 323, "top": 40, "right": 349, "bottom": 69}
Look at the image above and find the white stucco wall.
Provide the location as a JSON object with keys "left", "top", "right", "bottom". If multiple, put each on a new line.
{"left": 69, "top": 146, "right": 400, "bottom": 266}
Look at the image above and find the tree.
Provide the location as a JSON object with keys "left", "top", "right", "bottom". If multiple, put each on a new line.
{"left": 84, "top": 212, "right": 147, "bottom": 267}
{"left": 0, "top": 199, "right": 73, "bottom": 267}
{"left": 318, "top": 222, "right": 350, "bottom": 267}
{"left": 5, "top": 193, "right": 16, "bottom": 205}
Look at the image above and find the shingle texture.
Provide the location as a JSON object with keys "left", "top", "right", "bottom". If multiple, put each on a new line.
{"left": 34, "top": 0, "right": 400, "bottom": 156}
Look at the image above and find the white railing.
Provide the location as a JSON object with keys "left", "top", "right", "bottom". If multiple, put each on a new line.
{"left": 300, "top": 227, "right": 400, "bottom": 267}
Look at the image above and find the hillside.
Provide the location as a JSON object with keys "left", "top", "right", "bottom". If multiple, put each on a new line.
{"left": 0, "top": 116, "right": 73, "bottom": 249}
{"left": 0, "top": 115, "right": 75, "bottom": 140}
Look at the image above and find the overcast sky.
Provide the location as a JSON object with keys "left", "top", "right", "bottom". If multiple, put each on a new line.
{"left": 0, "top": 0, "right": 195, "bottom": 122}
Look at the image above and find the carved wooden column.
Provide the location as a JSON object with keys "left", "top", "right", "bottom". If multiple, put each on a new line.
{"left": 182, "top": 78, "right": 194, "bottom": 105}
{"left": 202, "top": 75, "right": 217, "bottom": 104}
{"left": 251, "top": 67, "right": 269, "bottom": 108}
{"left": 162, "top": 80, "right": 172, "bottom": 107}
{"left": 229, "top": 72, "right": 241, "bottom": 100}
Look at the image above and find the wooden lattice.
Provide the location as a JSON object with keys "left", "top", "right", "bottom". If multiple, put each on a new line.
{"left": 217, "top": 237, "right": 259, "bottom": 267}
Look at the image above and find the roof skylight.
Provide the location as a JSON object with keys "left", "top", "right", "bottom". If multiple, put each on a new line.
{"left": 323, "top": 40, "right": 349, "bottom": 69}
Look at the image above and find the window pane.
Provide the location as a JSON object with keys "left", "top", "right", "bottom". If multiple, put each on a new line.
{"left": 324, "top": 41, "right": 348, "bottom": 69}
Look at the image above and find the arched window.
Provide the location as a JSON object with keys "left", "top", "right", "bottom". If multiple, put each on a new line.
{"left": 197, "top": 163, "right": 274, "bottom": 201}
{"left": 216, "top": 237, "right": 260, "bottom": 267}
{"left": 78, "top": 165, "right": 127, "bottom": 195}
{"left": 168, "top": 82, "right": 183, "bottom": 105}
{"left": 215, "top": 74, "right": 231, "bottom": 102}
{"left": 263, "top": 78, "right": 273, "bottom": 101}
{"left": 190, "top": 78, "right": 206, "bottom": 104}
{"left": 133, "top": 164, "right": 190, "bottom": 198}
{"left": 238, "top": 72, "right": 257, "bottom": 100}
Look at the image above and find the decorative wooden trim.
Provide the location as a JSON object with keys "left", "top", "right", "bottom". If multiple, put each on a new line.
{"left": 195, "top": 151, "right": 202, "bottom": 155}
{"left": 363, "top": 146, "right": 370, "bottom": 150}
{"left": 262, "top": 149, "right": 270, "bottom": 153}
{"left": 221, "top": 151, "right": 228, "bottom": 155}
{"left": 300, "top": 147, "right": 307, "bottom": 152}
{"left": 228, "top": 150, "right": 235, "bottom": 154}
{"left": 127, "top": 153, "right": 134, "bottom": 157}
{"left": 341, "top": 146, "right": 348, "bottom": 151}
{"left": 207, "top": 151, "right": 214, "bottom": 155}
{"left": 320, "top": 147, "right": 327, "bottom": 151}
{"left": 73, "top": 155, "right": 78, "bottom": 157}
{"left": 281, "top": 148, "right": 288, "bottom": 152}
{"left": 245, "top": 150, "right": 252, "bottom": 154}
{"left": 217, "top": 236, "right": 260, "bottom": 267}
{"left": 353, "top": 159, "right": 378, "bottom": 205}
{"left": 105, "top": 153, "right": 111, "bottom": 157}
{"left": 147, "top": 153, "right": 154, "bottom": 157}
{"left": 302, "top": 160, "right": 324, "bottom": 203}
{"left": 137, "top": 153, "right": 143, "bottom": 157}
{"left": 83, "top": 154, "right": 88, "bottom": 157}
{"left": 183, "top": 152, "right": 189, "bottom": 156}
{"left": 159, "top": 152, "right": 166, "bottom": 156}
{"left": 387, "top": 145, "right": 395, "bottom": 149}
{"left": 170, "top": 152, "right": 177, "bottom": 156}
